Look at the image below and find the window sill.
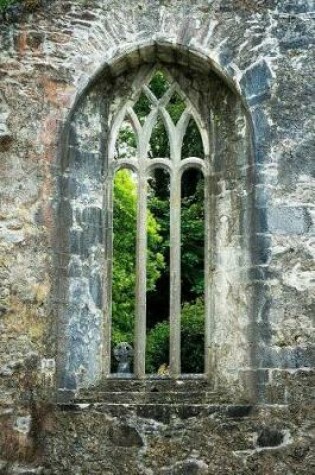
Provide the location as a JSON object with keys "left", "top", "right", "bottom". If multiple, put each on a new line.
{"left": 107, "top": 373, "right": 207, "bottom": 380}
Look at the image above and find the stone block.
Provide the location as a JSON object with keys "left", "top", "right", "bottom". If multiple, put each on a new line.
{"left": 0, "top": 1, "right": 314, "bottom": 473}
{"left": 108, "top": 423, "right": 143, "bottom": 448}
{"left": 267, "top": 207, "right": 311, "bottom": 235}
{"left": 240, "top": 60, "right": 272, "bottom": 105}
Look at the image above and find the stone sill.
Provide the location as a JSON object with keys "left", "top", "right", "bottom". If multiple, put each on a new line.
{"left": 56, "top": 378, "right": 240, "bottom": 405}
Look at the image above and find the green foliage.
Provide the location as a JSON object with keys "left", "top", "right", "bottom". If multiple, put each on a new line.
{"left": 182, "top": 119, "right": 204, "bottom": 158}
{"left": 134, "top": 92, "right": 152, "bottom": 124}
{"left": 112, "top": 70, "right": 206, "bottom": 373}
{"left": 180, "top": 298, "right": 205, "bottom": 373}
{"left": 148, "top": 71, "right": 170, "bottom": 98}
{"left": 149, "top": 116, "right": 170, "bottom": 158}
{"left": 145, "top": 320, "right": 169, "bottom": 374}
{"left": 181, "top": 175, "right": 205, "bottom": 297}
{"left": 166, "top": 91, "right": 186, "bottom": 124}
{"left": 148, "top": 170, "right": 205, "bottom": 302}
{"left": 146, "top": 299, "right": 205, "bottom": 373}
{"left": 116, "top": 121, "right": 137, "bottom": 159}
{"left": 112, "top": 169, "right": 165, "bottom": 345}
{"left": 118, "top": 128, "right": 137, "bottom": 153}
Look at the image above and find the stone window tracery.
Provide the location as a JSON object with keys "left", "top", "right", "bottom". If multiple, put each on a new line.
{"left": 57, "top": 49, "right": 255, "bottom": 397}
{"left": 104, "top": 68, "right": 211, "bottom": 379}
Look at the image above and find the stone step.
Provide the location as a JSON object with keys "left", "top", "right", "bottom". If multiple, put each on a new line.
{"left": 56, "top": 379, "right": 234, "bottom": 405}
{"left": 80, "top": 377, "right": 211, "bottom": 393}
{"left": 74, "top": 390, "right": 219, "bottom": 404}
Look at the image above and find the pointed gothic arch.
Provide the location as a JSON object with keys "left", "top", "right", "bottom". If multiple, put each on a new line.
{"left": 55, "top": 44, "right": 260, "bottom": 401}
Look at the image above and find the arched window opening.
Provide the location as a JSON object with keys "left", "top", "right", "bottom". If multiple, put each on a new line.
{"left": 146, "top": 168, "right": 170, "bottom": 375}
{"left": 107, "top": 68, "right": 208, "bottom": 378}
{"left": 181, "top": 168, "right": 205, "bottom": 375}
{"left": 114, "top": 117, "right": 137, "bottom": 160}
{"left": 57, "top": 51, "right": 255, "bottom": 395}
{"left": 111, "top": 168, "right": 138, "bottom": 374}
{"left": 182, "top": 118, "right": 204, "bottom": 160}
{"left": 149, "top": 115, "right": 170, "bottom": 159}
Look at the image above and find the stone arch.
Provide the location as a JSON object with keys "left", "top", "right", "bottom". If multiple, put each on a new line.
{"left": 55, "top": 42, "right": 262, "bottom": 401}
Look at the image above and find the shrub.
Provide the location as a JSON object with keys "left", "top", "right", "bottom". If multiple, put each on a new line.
{"left": 146, "top": 299, "right": 205, "bottom": 374}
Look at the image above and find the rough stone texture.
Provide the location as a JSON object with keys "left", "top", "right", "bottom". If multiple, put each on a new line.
{"left": 0, "top": 0, "right": 314, "bottom": 473}
{"left": 24, "top": 399, "right": 315, "bottom": 474}
{"left": 56, "top": 57, "right": 255, "bottom": 390}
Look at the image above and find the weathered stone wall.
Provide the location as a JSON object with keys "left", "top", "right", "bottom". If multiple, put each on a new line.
{"left": 0, "top": 1, "right": 314, "bottom": 473}
{"left": 56, "top": 54, "right": 257, "bottom": 396}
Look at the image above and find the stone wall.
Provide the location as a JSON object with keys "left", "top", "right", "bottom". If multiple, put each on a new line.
{"left": 0, "top": 1, "right": 314, "bottom": 473}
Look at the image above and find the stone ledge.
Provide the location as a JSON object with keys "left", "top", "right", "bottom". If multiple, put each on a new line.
{"left": 55, "top": 402, "right": 255, "bottom": 423}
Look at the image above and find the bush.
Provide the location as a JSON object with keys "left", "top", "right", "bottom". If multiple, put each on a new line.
{"left": 146, "top": 299, "right": 205, "bottom": 374}
{"left": 146, "top": 320, "right": 170, "bottom": 374}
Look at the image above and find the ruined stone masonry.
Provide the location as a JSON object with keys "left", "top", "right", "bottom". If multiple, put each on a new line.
{"left": 0, "top": 1, "right": 314, "bottom": 474}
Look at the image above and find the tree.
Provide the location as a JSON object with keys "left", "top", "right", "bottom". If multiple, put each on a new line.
{"left": 112, "top": 169, "right": 165, "bottom": 345}
{"left": 112, "top": 71, "right": 206, "bottom": 373}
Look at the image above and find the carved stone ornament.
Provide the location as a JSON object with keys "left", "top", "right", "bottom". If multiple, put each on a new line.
{"left": 114, "top": 342, "right": 134, "bottom": 374}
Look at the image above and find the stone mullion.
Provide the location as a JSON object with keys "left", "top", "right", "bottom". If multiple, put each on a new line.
{"left": 168, "top": 111, "right": 191, "bottom": 378}
{"left": 134, "top": 168, "right": 147, "bottom": 378}
{"left": 169, "top": 110, "right": 182, "bottom": 377}
{"left": 205, "top": 110, "right": 216, "bottom": 379}
{"left": 133, "top": 100, "right": 156, "bottom": 378}
{"left": 103, "top": 169, "right": 114, "bottom": 376}
{"left": 204, "top": 171, "right": 213, "bottom": 377}
{"left": 169, "top": 170, "right": 182, "bottom": 377}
